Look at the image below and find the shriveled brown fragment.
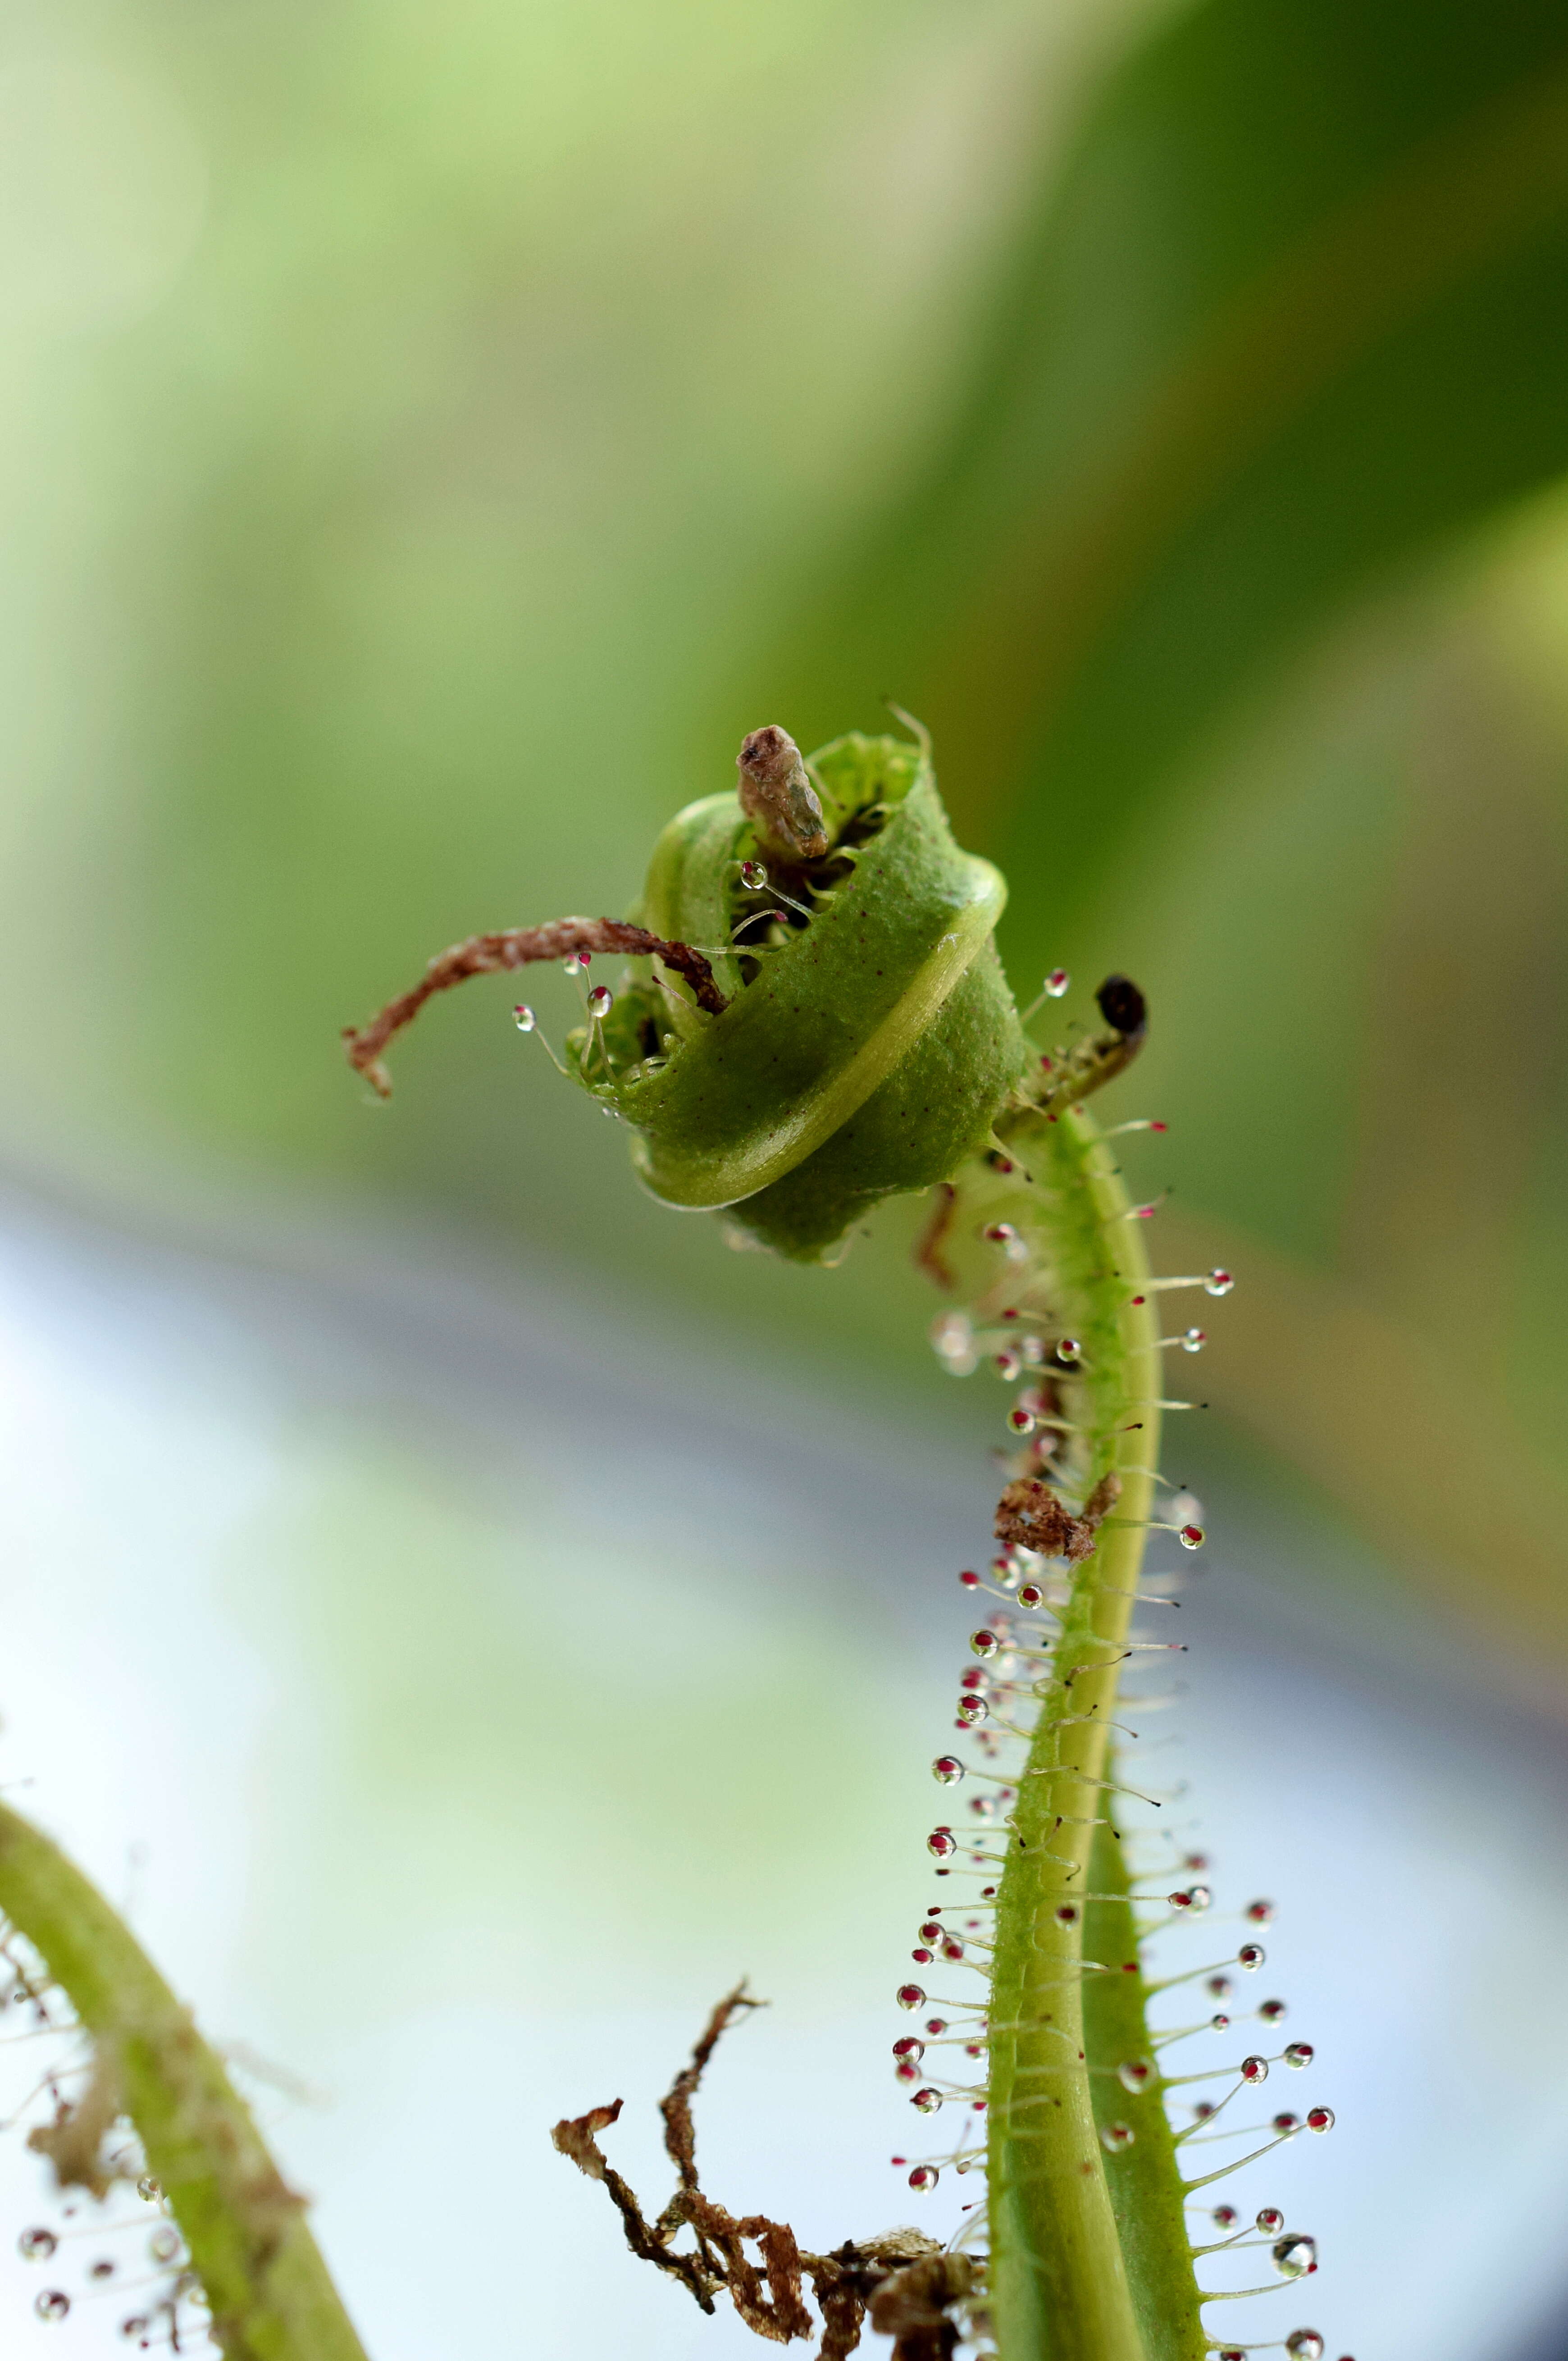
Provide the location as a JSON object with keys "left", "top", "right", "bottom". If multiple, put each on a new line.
{"left": 660, "top": 1980, "right": 762, "bottom": 2194}
{"left": 1080, "top": 1472, "right": 1121, "bottom": 1527}
{"left": 683, "top": 2193, "right": 815, "bottom": 2343}
{"left": 28, "top": 2047, "right": 125, "bottom": 2199}
{"left": 553, "top": 2096, "right": 720, "bottom": 2311}
{"left": 996, "top": 1471, "right": 1121, "bottom": 1563}
{"left": 871, "top": 2253, "right": 975, "bottom": 2361}
{"left": 738, "top": 726, "right": 829, "bottom": 862}
{"left": 551, "top": 1992, "right": 974, "bottom": 2360}
{"left": 551, "top": 2097, "right": 624, "bottom": 2183}
{"left": 343, "top": 916, "right": 726, "bottom": 1098}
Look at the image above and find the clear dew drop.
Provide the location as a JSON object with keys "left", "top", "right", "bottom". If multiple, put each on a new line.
{"left": 1285, "top": 2042, "right": 1314, "bottom": 2069}
{"left": 587, "top": 985, "right": 614, "bottom": 1021}
{"left": 149, "top": 2226, "right": 182, "bottom": 2264}
{"left": 1117, "top": 2059, "right": 1153, "bottom": 2092}
{"left": 930, "top": 1311, "right": 977, "bottom": 1376}
{"left": 1016, "top": 1583, "right": 1044, "bottom": 1610}
{"left": 1205, "top": 1267, "right": 1235, "bottom": 1297}
{"left": 1246, "top": 1899, "right": 1276, "bottom": 1925}
{"left": 1285, "top": 2333, "right": 1324, "bottom": 2359}
{"left": 34, "top": 2292, "right": 69, "bottom": 2323}
{"left": 957, "top": 1695, "right": 989, "bottom": 1725}
{"left": 1211, "top": 2205, "right": 1238, "bottom": 2229}
{"left": 1238, "top": 1943, "right": 1265, "bottom": 1970}
{"left": 1044, "top": 969, "right": 1071, "bottom": 998}
{"left": 136, "top": 2177, "right": 161, "bottom": 2203}
{"left": 1210, "top": 2013, "right": 1231, "bottom": 2032}
{"left": 908, "top": 2166, "right": 939, "bottom": 2192}
{"left": 893, "top": 2037, "right": 925, "bottom": 2061}
{"left": 1258, "top": 1999, "right": 1287, "bottom": 2024}
{"left": 932, "top": 1756, "right": 966, "bottom": 1786}
{"left": 911, "top": 2087, "right": 943, "bottom": 2115}
{"left": 512, "top": 1003, "right": 536, "bottom": 1032}
{"left": 1056, "top": 1337, "right": 1082, "bottom": 1364}
{"left": 1272, "top": 2112, "right": 1301, "bottom": 2135}
{"left": 897, "top": 1985, "right": 926, "bottom": 2011}
{"left": 1178, "top": 1523, "right": 1206, "bottom": 1550}
{"left": 1256, "top": 2207, "right": 1285, "bottom": 2235}
{"left": 970, "top": 1630, "right": 1001, "bottom": 1659}
{"left": 1207, "top": 1974, "right": 1233, "bottom": 1999}
{"left": 1273, "top": 2234, "right": 1317, "bottom": 2279}
{"left": 1306, "top": 2106, "right": 1335, "bottom": 2133}
{"left": 1008, "top": 1408, "right": 1035, "bottom": 1434}
{"left": 1180, "top": 1327, "right": 1207, "bottom": 1353}
{"left": 927, "top": 1828, "right": 958, "bottom": 1859}
{"left": 18, "top": 2228, "right": 57, "bottom": 2261}
{"left": 1099, "top": 2122, "right": 1135, "bottom": 2153}
{"left": 740, "top": 860, "right": 768, "bottom": 889}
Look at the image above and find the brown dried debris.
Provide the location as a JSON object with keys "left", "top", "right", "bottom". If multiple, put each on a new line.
{"left": 871, "top": 2253, "right": 977, "bottom": 2361}
{"left": 342, "top": 916, "right": 727, "bottom": 1098}
{"left": 552, "top": 1983, "right": 975, "bottom": 2359}
{"left": 995, "top": 1471, "right": 1121, "bottom": 1564}
{"left": 27, "top": 2048, "right": 124, "bottom": 2199}
{"left": 737, "top": 725, "right": 829, "bottom": 863}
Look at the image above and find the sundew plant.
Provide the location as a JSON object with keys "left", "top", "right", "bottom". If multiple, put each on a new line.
{"left": 0, "top": 717, "right": 1340, "bottom": 2361}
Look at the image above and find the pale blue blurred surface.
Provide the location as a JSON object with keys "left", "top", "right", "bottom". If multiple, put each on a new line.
{"left": 0, "top": 1180, "right": 1562, "bottom": 2356}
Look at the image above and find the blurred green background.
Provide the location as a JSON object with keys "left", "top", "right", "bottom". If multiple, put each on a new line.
{"left": 4, "top": 0, "right": 1568, "bottom": 2353}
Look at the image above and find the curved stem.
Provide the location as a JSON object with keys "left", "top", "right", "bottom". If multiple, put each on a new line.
{"left": 985, "top": 1106, "right": 1161, "bottom": 2361}
{"left": 0, "top": 1801, "right": 369, "bottom": 2361}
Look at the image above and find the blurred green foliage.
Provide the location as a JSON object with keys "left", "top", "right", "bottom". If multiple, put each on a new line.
{"left": 4, "top": 0, "right": 1568, "bottom": 1679}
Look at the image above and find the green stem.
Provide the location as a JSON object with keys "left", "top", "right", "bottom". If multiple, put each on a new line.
{"left": 0, "top": 1801, "right": 369, "bottom": 2361}
{"left": 984, "top": 1106, "right": 1166, "bottom": 2361}
{"left": 1083, "top": 1816, "right": 1209, "bottom": 2361}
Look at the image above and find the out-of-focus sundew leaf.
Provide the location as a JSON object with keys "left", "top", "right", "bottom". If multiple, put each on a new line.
{"left": 767, "top": 0, "right": 1568, "bottom": 989}
{"left": 1157, "top": 1203, "right": 1568, "bottom": 1691}
{"left": 1076, "top": 513, "right": 1568, "bottom": 1684}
